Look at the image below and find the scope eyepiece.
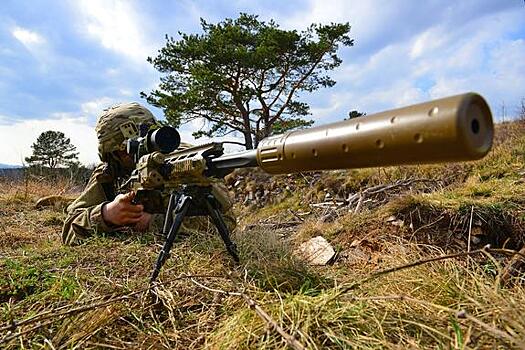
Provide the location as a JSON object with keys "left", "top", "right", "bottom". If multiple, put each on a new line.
{"left": 148, "top": 126, "right": 180, "bottom": 154}
{"left": 126, "top": 125, "right": 181, "bottom": 162}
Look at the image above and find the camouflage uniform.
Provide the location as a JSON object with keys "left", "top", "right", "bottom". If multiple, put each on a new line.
{"left": 61, "top": 103, "right": 235, "bottom": 245}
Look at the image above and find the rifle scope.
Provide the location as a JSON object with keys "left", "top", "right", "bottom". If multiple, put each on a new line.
{"left": 127, "top": 125, "right": 181, "bottom": 159}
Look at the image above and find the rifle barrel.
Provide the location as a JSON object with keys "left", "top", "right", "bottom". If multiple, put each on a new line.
{"left": 212, "top": 149, "right": 258, "bottom": 170}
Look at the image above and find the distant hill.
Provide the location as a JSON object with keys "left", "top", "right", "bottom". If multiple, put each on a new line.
{"left": 0, "top": 164, "right": 23, "bottom": 179}
{"left": 0, "top": 163, "right": 22, "bottom": 169}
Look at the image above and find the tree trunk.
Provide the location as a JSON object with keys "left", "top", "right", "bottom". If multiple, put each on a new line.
{"left": 240, "top": 110, "right": 254, "bottom": 150}
{"left": 244, "top": 131, "right": 254, "bottom": 149}
{"left": 263, "top": 110, "right": 271, "bottom": 139}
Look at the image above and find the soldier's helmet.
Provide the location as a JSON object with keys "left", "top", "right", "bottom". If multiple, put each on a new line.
{"left": 95, "top": 102, "right": 157, "bottom": 162}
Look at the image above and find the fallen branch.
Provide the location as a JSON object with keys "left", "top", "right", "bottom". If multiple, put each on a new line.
{"left": 288, "top": 209, "right": 306, "bottom": 222}
{"left": 189, "top": 278, "right": 241, "bottom": 296}
{"left": 1, "top": 319, "right": 57, "bottom": 345}
{"left": 240, "top": 294, "right": 306, "bottom": 350}
{"left": 310, "top": 202, "right": 342, "bottom": 209}
{"left": 328, "top": 246, "right": 525, "bottom": 303}
{"left": 354, "top": 192, "right": 364, "bottom": 213}
{"left": 347, "top": 178, "right": 438, "bottom": 212}
{"left": 0, "top": 273, "right": 226, "bottom": 342}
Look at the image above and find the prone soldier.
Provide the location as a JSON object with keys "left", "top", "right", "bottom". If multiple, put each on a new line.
{"left": 61, "top": 102, "right": 235, "bottom": 245}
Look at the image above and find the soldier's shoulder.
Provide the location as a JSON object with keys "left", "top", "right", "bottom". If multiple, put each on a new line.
{"left": 89, "top": 162, "right": 115, "bottom": 184}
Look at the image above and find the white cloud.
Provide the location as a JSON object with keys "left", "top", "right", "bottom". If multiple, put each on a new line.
{"left": 295, "top": 3, "right": 525, "bottom": 122}
{"left": 181, "top": 118, "right": 245, "bottom": 149}
{"left": 0, "top": 96, "right": 123, "bottom": 166}
{"left": 119, "top": 89, "right": 134, "bottom": 97}
{"left": 80, "top": 97, "right": 116, "bottom": 119}
{"left": 106, "top": 68, "right": 120, "bottom": 76}
{"left": 73, "top": 0, "right": 156, "bottom": 63}
{"left": 409, "top": 28, "right": 447, "bottom": 60}
{"left": 11, "top": 27, "right": 46, "bottom": 47}
{"left": 9, "top": 26, "right": 57, "bottom": 70}
{"left": 0, "top": 115, "right": 99, "bottom": 166}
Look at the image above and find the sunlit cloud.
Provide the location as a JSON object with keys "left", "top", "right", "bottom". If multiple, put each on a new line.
{"left": 11, "top": 27, "right": 46, "bottom": 47}
{"left": 80, "top": 97, "right": 117, "bottom": 121}
{"left": 73, "top": 0, "right": 156, "bottom": 63}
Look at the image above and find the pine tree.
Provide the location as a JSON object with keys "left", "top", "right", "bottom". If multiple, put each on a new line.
{"left": 25, "top": 131, "right": 79, "bottom": 169}
{"left": 143, "top": 13, "right": 353, "bottom": 149}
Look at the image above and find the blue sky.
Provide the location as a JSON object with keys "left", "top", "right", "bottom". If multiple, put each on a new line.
{"left": 0, "top": 0, "right": 524, "bottom": 165}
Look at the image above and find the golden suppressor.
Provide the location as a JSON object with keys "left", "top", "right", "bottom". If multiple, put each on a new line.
{"left": 212, "top": 92, "right": 494, "bottom": 174}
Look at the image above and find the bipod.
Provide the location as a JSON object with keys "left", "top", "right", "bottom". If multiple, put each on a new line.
{"left": 150, "top": 185, "right": 239, "bottom": 283}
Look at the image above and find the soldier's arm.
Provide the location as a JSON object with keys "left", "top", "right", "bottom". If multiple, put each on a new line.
{"left": 61, "top": 165, "right": 116, "bottom": 245}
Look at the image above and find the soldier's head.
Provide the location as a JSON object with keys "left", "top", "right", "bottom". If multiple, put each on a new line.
{"left": 95, "top": 102, "right": 157, "bottom": 169}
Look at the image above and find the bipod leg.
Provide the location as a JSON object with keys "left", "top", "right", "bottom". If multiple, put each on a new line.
{"left": 150, "top": 194, "right": 192, "bottom": 283}
{"left": 204, "top": 194, "right": 240, "bottom": 263}
{"left": 161, "top": 192, "right": 178, "bottom": 237}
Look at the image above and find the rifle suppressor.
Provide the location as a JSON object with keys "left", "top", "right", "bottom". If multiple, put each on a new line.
{"left": 213, "top": 92, "right": 493, "bottom": 174}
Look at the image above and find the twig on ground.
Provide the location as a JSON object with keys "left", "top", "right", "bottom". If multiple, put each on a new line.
{"left": 229, "top": 271, "right": 306, "bottom": 350}
{"left": 328, "top": 246, "right": 525, "bottom": 303}
{"left": 409, "top": 215, "right": 445, "bottom": 239}
{"left": 0, "top": 319, "right": 57, "bottom": 345}
{"left": 351, "top": 294, "right": 519, "bottom": 346}
{"left": 468, "top": 205, "right": 474, "bottom": 252}
{"left": 288, "top": 209, "right": 305, "bottom": 222}
{"left": 0, "top": 273, "right": 227, "bottom": 342}
{"left": 353, "top": 192, "right": 364, "bottom": 213}
{"left": 189, "top": 278, "right": 241, "bottom": 296}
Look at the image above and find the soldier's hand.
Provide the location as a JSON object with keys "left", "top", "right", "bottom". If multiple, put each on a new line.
{"left": 134, "top": 212, "right": 153, "bottom": 232}
{"left": 102, "top": 191, "right": 144, "bottom": 226}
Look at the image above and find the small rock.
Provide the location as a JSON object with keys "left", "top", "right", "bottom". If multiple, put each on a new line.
{"left": 386, "top": 215, "right": 397, "bottom": 222}
{"left": 344, "top": 247, "right": 370, "bottom": 265}
{"left": 350, "top": 239, "right": 360, "bottom": 247}
{"left": 456, "top": 310, "right": 467, "bottom": 319}
{"left": 35, "top": 195, "right": 71, "bottom": 210}
{"left": 391, "top": 220, "right": 404, "bottom": 227}
{"left": 470, "top": 226, "right": 483, "bottom": 236}
{"left": 298, "top": 236, "right": 335, "bottom": 265}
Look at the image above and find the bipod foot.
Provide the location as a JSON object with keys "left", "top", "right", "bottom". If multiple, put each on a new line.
{"left": 149, "top": 282, "right": 161, "bottom": 305}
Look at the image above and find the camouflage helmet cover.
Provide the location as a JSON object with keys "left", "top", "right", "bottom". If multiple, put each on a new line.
{"left": 95, "top": 102, "right": 157, "bottom": 161}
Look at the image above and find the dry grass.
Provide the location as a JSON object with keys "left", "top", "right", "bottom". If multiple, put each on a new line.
{"left": 1, "top": 121, "right": 525, "bottom": 348}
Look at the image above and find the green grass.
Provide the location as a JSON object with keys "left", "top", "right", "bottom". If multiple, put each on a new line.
{"left": 1, "top": 121, "right": 524, "bottom": 348}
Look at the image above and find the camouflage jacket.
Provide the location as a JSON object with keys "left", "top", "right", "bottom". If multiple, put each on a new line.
{"left": 62, "top": 162, "right": 236, "bottom": 245}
